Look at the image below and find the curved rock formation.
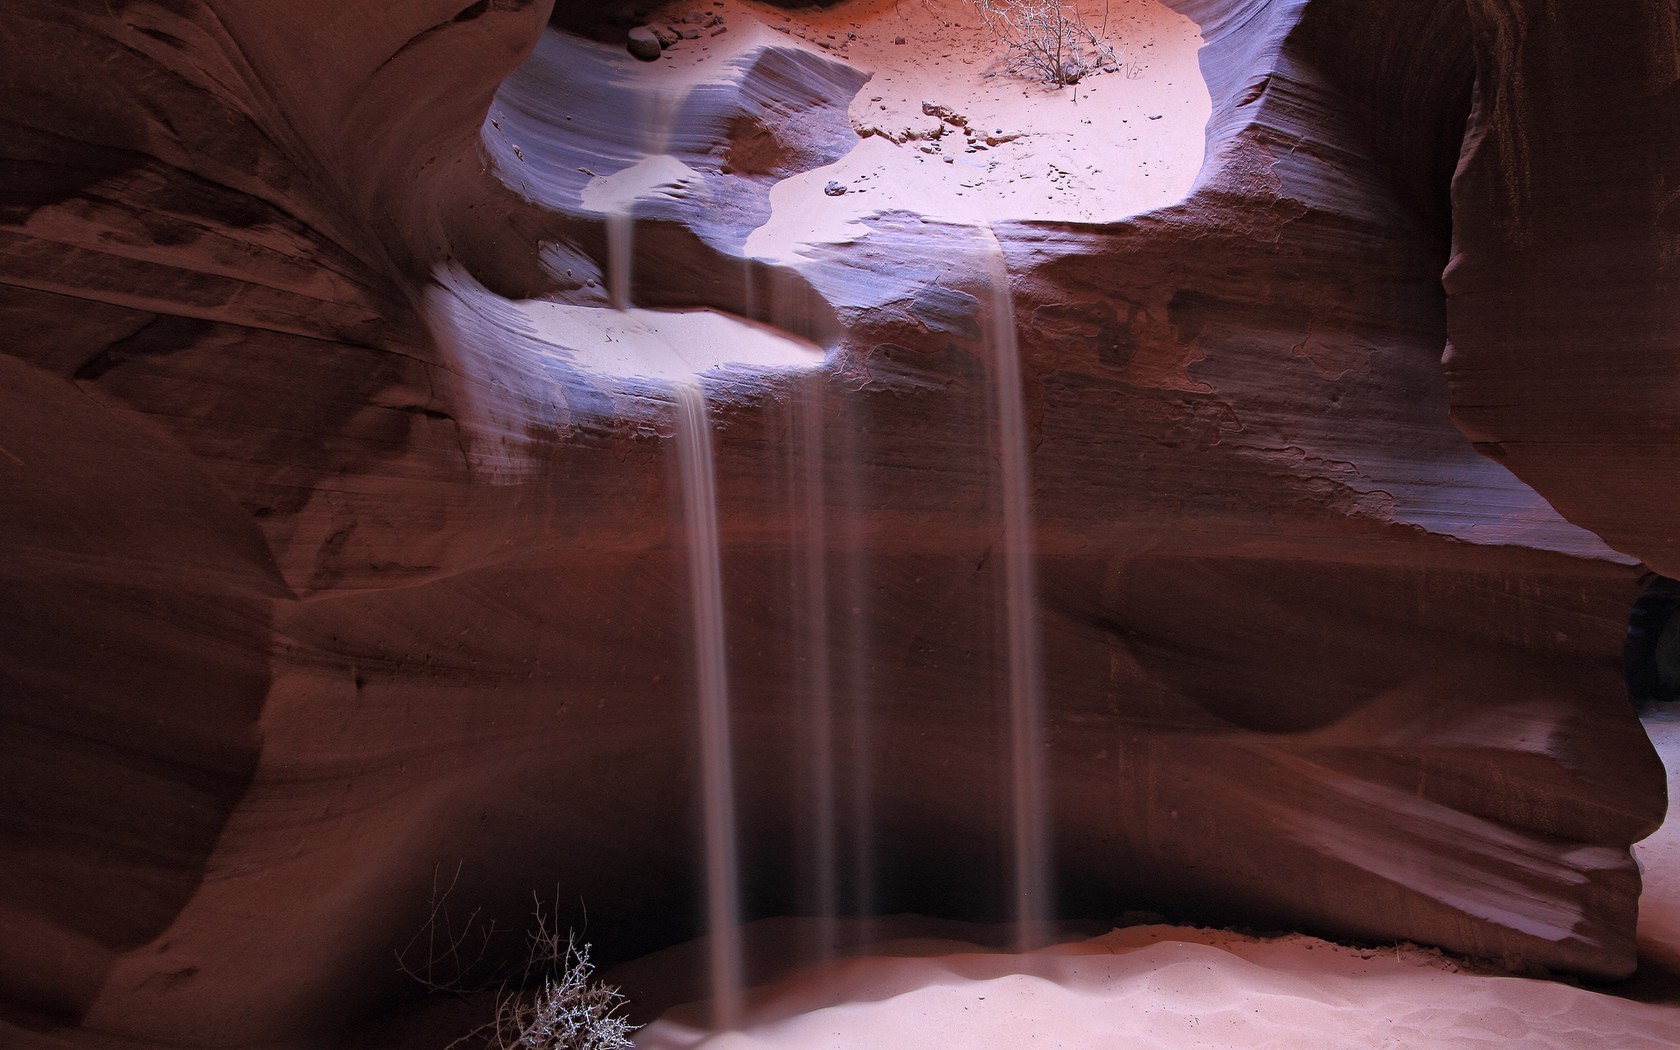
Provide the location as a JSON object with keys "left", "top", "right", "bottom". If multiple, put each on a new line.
{"left": 1446, "top": 1, "right": 1680, "bottom": 578}
{"left": 0, "top": 0, "right": 1669, "bottom": 1045}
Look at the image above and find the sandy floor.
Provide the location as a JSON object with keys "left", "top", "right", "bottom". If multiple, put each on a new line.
{"left": 637, "top": 0, "right": 1208, "bottom": 256}
{"left": 623, "top": 709, "right": 1680, "bottom": 1048}
{"left": 759, "top": 0, "right": 1207, "bottom": 233}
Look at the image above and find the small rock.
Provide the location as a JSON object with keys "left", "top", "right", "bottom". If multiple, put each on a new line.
{"left": 651, "top": 24, "right": 680, "bottom": 47}
{"left": 920, "top": 100, "right": 968, "bottom": 128}
{"left": 677, "top": 27, "right": 700, "bottom": 40}
{"left": 627, "top": 26, "right": 662, "bottom": 61}
{"left": 894, "top": 36, "right": 906, "bottom": 45}
{"left": 710, "top": 25, "right": 727, "bottom": 37}
{"left": 824, "top": 181, "right": 847, "bottom": 196}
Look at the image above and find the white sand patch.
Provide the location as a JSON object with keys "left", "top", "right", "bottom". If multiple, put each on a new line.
{"left": 630, "top": 922, "right": 1680, "bottom": 1049}
{"left": 823, "top": 0, "right": 1209, "bottom": 223}
{"left": 429, "top": 264, "right": 823, "bottom": 386}
{"left": 517, "top": 299, "right": 824, "bottom": 382}
{"left": 649, "top": 0, "right": 1208, "bottom": 244}
{"left": 582, "top": 154, "right": 708, "bottom": 214}
{"left": 423, "top": 260, "right": 824, "bottom": 454}
{"left": 621, "top": 0, "right": 1209, "bottom": 267}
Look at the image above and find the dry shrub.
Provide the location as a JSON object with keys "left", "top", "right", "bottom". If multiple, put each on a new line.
{"left": 468, "top": 934, "right": 636, "bottom": 1050}
{"left": 969, "top": 0, "right": 1121, "bottom": 86}
{"left": 398, "top": 866, "right": 637, "bottom": 1050}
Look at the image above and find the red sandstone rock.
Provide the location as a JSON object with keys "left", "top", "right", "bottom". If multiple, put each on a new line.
{"left": 0, "top": 0, "right": 1670, "bottom": 1046}
{"left": 1445, "top": 1, "right": 1680, "bottom": 579}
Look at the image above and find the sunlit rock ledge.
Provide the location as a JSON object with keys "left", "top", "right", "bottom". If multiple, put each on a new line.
{"left": 0, "top": 0, "right": 1673, "bottom": 1046}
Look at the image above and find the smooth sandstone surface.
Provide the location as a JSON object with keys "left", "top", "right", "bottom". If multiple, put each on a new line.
{"left": 0, "top": 0, "right": 1674, "bottom": 1045}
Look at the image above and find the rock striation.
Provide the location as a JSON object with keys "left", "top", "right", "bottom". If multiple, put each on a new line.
{"left": 0, "top": 0, "right": 1671, "bottom": 1045}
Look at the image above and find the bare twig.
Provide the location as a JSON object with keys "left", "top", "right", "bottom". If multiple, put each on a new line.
{"left": 396, "top": 862, "right": 502, "bottom": 995}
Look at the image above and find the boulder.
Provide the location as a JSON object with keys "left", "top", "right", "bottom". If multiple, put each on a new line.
{"left": 627, "top": 24, "right": 663, "bottom": 61}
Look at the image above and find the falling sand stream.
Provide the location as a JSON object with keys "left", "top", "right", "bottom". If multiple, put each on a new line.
{"left": 672, "top": 381, "right": 745, "bottom": 1030}
{"left": 982, "top": 249, "right": 1051, "bottom": 952}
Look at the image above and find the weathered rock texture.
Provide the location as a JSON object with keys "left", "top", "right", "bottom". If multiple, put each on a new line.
{"left": 1446, "top": 1, "right": 1680, "bottom": 577}
{"left": 0, "top": 0, "right": 1671, "bottom": 1045}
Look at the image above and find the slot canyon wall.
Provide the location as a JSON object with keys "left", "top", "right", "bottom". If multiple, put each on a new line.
{"left": 1, "top": 0, "right": 1676, "bottom": 1045}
